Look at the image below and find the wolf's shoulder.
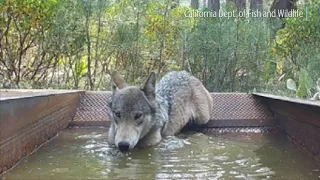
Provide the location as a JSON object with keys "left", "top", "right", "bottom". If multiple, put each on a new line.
{"left": 157, "top": 71, "right": 191, "bottom": 86}
{"left": 156, "top": 71, "right": 193, "bottom": 95}
{"left": 162, "top": 70, "right": 190, "bottom": 78}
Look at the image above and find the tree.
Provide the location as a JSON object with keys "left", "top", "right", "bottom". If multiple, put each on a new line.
{"left": 227, "top": 0, "right": 246, "bottom": 10}
{"left": 191, "top": 0, "right": 199, "bottom": 9}
{"left": 208, "top": 0, "right": 220, "bottom": 12}
{"left": 250, "top": 0, "right": 263, "bottom": 9}
{"left": 271, "top": 0, "right": 298, "bottom": 19}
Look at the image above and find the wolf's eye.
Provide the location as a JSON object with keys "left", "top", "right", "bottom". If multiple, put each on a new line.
{"left": 114, "top": 112, "right": 121, "bottom": 118}
{"left": 135, "top": 113, "right": 142, "bottom": 120}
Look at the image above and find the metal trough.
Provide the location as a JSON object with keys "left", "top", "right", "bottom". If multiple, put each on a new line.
{"left": 0, "top": 89, "right": 319, "bottom": 175}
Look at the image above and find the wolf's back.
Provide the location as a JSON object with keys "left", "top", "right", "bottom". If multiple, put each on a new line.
{"left": 156, "top": 71, "right": 213, "bottom": 136}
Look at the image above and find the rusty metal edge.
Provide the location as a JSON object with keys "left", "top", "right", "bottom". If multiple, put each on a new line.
{"left": 68, "top": 121, "right": 110, "bottom": 127}
{"left": 0, "top": 89, "right": 85, "bottom": 101}
{"left": 253, "top": 93, "right": 320, "bottom": 108}
{"left": 69, "top": 119, "right": 277, "bottom": 129}
{"left": 204, "top": 118, "right": 276, "bottom": 127}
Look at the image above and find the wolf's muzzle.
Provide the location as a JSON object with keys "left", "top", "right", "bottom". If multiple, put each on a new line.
{"left": 118, "top": 141, "right": 130, "bottom": 151}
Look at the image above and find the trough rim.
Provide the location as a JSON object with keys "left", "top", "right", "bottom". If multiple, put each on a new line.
{"left": 0, "top": 89, "right": 85, "bottom": 101}
{"left": 253, "top": 93, "right": 320, "bottom": 108}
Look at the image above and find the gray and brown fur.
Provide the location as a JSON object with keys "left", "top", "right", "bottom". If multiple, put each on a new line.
{"left": 108, "top": 71, "right": 213, "bottom": 151}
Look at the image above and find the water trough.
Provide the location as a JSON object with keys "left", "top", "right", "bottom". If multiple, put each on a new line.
{"left": 0, "top": 89, "right": 320, "bottom": 175}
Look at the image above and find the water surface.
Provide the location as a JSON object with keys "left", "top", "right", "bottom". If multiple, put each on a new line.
{"left": 1, "top": 128, "right": 320, "bottom": 180}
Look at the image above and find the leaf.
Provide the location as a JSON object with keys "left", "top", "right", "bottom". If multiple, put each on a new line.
{"left": 276, "top": 61, "right": 283, "bottom": 75}
{"left": 286, "top": 78, "right": 297, "bottom": 91}
{"left": 299, "top": 68, "right": 313, "bottom": 90}
{"left": 297, "top": 84, "right": 307, "bottom": 98}
{"left": 79, "top": 61, "right": 88, "bottom": 77}
{"left": 253, "top": 87, "right": 257, "bottom": 93}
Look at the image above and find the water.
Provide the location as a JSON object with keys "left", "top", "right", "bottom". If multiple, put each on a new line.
{"left": 1, "top": 128, "right": 320, "bottom": 180}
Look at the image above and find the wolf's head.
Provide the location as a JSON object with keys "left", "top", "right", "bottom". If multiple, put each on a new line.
{"left": 109, "top": 71, "right": 157, "bottom": 151}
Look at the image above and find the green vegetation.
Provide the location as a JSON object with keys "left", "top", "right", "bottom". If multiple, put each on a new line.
{"left": 0, "top": 0, "right": 319, "bottom": 99}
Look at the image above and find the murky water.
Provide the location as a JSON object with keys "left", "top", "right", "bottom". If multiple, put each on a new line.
{"left": 1, "top": 128, "right": 320, "bottom": 180}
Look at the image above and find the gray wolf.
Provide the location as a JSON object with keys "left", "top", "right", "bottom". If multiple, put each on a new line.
{"left": 108, "top": 71, "right": 213, "bottom": 151}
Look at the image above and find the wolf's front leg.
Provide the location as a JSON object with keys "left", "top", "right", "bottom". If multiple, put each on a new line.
{"left": 108, "top": 123, "right": 116, "bottom": 145}
{"left": 137, "top": 128, "right": 162, "bottom": 148}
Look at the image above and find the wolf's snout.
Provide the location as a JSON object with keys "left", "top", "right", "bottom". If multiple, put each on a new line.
{"left": 118, "top": 141, "right": 130, "bottom": 151}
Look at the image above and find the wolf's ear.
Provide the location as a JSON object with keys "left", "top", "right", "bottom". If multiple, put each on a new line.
{"left": 141, "top": 72, "right": 156, "bottom": 102}
{"left": 111, "top": 71, "right": 127, "bottom": 93}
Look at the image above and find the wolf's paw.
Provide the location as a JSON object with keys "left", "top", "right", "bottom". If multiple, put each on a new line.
{"left": 156, "top": 136, "right": 189, "bottom": 151}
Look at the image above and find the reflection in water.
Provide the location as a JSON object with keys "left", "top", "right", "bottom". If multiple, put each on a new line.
{"left": 1, "top": 128, "right": 320, "bottom": 180}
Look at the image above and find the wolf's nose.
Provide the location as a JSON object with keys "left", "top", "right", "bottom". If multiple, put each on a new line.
{"left": 118, "top": 141, "right": 130, "bottom": 151}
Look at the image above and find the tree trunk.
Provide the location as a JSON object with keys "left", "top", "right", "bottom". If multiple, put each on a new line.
{"left": 208, "top": 0, "right": 220, "bottom": 12}
{"left": 250, "top": 0, "right": 263, "bottom": 9}
{"left": 227, "top": 0, "right": 246, "bottom": 10}
{"left": 93, "top": 8, "right": 102, "bottom": 86}
{"left": 191, "top": 0, "right": 199, "bottom": 9}
{"left": 85, "top": 10, "right": 94, "bottom": 90}
{"left": 271, "top": 0, "right": 297, "bottom": 19}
